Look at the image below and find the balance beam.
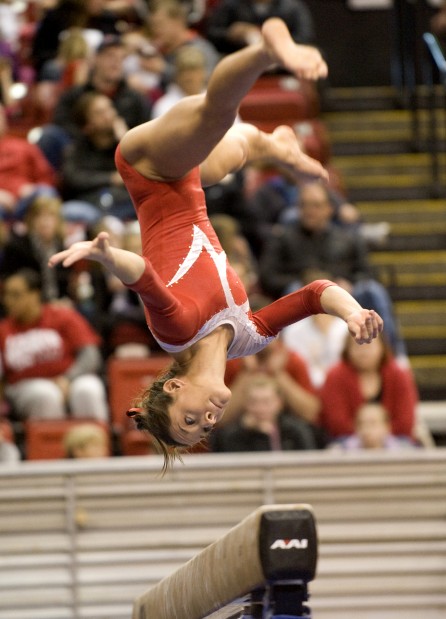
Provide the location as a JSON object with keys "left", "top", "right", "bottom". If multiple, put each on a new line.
{"left": 132, "top": 504, "right": 318, "bottom": 619}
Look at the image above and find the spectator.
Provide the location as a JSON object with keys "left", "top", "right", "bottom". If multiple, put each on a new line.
{"left": 39, "top": 27, "right": 92, "bottom": 86}
{"left": 0, "top": 195, "right": 73, "bottom": 302}
{"left": 259, "top": 180, "right": 406, "bottom": 357}
{"left": 0, "top": 0, "right": 21, "bottom": 55}
{"left": 0, "top": 53, "right": 14, "bottom": 108}
{"left": 90, "top": 217, "right": 161, "bottom": 357}
{"left": 0, "top": 420, "right": 20, "bottom": 463}
{"left": 205, "top": 0, "right": 315, "bottom": 55}
{"left": 282, "top": 313, "right": 347, "bottom": 390}
{"left": 36, "top": 35, "right": 152, "bottom": 170}
{"left": 430, "top": 1, "right": 446, "bottom": 44}
{"left": 223, "top": 337, "right": 322, "bottom": 444}
{"left": 210, "top": 374, "right": 317, "bottom": 452}
{"left": 61, "top": 91, "right": 135, "bottom": 223}
{"left": 151, "top": 45, "right": 208, "bottom": 118}
{"left": 0, "top": 103, "right": 58, "bottom": 220}
{"left": 147, "top": 0, "right": 221, "bottom": 85}
{"left": 319, "top": 333, "right": 418, "bottom": 443}
{"left": 0, "top": 0, "right": 23, "bottom": 92}
{"left": 328, "top": 402, "right": 419, "bottom": 452}
{"left": 0, "top": 269, "right": 108, "bottom": 422}
{"left": 121, "top": 34, "right": 164, "bottom": 98}
{"left": 244, "top": 166, "right": 363, "bottom": 257}
{"left": 31, "top": 0, "right": 121, "bottom": 80}
{"left": 63, "top": 422, "right": 110, "bottom": 457}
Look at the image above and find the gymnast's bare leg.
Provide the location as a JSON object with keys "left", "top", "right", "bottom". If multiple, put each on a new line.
{"left": 119, "top": 18, "right": 328, "bottom": 185}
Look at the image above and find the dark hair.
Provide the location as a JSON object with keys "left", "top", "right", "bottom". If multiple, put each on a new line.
{"left": 129, "top": 360, "right": 190, "bottom": 474}
{"left": 342, "top": 332, "right": 393, "bottom": 368}
{"left": 96, "top": 35, "right": 124, "bottom": 54}
{"left": 6, "top": 268, "right": 42, "bottom": 294}
{"left": 72, "top": 91, "right": 104, "bottom": 129}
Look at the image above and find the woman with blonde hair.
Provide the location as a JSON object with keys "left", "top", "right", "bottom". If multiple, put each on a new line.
{"left": 0, "top": 195, "right": 71, "bottom": 301}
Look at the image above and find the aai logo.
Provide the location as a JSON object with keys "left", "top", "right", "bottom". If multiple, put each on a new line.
{"left": 270, "top": 538, "right": 308, "bottom": 550}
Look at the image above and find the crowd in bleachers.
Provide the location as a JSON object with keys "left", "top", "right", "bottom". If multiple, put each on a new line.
{"left": 0, "top": 0, "right": 433, "bottom": 463}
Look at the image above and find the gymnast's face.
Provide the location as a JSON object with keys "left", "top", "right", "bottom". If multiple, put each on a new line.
{"left": 163, "top": 378, "right": 231, "bottom": 446}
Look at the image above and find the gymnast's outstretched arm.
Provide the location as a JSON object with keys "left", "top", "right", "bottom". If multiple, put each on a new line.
{"left": 48, "top": 232, "right": 145, "bottom": 285}
{"left": 253, "top": 280, "right": 384, "bottom": 345}
{"left": 49, "top": 233, "right": 186, "bottom": 329}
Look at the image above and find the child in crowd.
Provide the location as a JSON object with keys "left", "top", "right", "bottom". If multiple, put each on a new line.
{"left": 329, "top": 402, "right": 419, "bottom": 451}
{"left": 64, "top": 422, "right": 110, "bottom": 458}
{"left": 210, "top": 374, "right": 317, "bottom": 452}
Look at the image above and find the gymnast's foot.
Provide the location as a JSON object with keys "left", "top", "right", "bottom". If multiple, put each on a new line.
{"left": 261, "top": 18, "right": 328, "bottom": 81}
{"left": 268, "top": 124, "right": 329, "bottom": 181}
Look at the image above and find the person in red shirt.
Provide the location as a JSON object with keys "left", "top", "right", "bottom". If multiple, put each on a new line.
{"left": 49, "top": 18, "right": 383, "bottom": 470}
{"left": 0, "top": 104, "right": 58, "bottom": 220}
{"left": 0, "top": 269, "right": 108, "bottom": 423}
{"left": 319, "top": 334, "right": 417, "bottom": 442}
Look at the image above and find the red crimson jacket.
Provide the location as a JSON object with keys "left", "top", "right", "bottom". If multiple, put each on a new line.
{"left": 0, "top": 304, "right": 101, "bottom": 385}
{"left": 0, "top": 136, "right": 57, "bottom": 198}
{"left": 319, "top": 359, "right": 418, "bottom": 439}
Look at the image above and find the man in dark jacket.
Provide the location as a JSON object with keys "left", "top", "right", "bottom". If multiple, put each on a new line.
{"left": 259, "top": 180, "right": 407, "bottom": 357}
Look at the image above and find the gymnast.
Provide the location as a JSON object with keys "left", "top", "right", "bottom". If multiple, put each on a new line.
{"left": 49, "top": 18, "right": 383, "bottom": 469}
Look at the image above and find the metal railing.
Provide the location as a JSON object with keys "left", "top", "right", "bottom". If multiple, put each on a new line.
{"left": 422, "top": 31, "right": 446, "bottom": 196}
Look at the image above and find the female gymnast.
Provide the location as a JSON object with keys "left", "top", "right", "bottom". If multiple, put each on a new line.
{"left": 49, "top": 18, "right": 383, "bottom": 469}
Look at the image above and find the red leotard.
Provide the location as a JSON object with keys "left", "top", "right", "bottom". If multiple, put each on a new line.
{"left": 115, "top": 145, "right": 335, "bottom": 359}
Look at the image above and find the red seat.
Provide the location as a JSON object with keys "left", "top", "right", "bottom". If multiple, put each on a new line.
{"left": 107, "top": 355, "right": 171, "bottom": 431}
{"left": 239, "top": 76, "right": 320, "bottom": 124}
{"left": 6, "top": 81, "right": 64, "bottom": 139}
{"left": 120, "top": 429, "right": 156, "bottom": 456}
{"left": 25, "top": 419, "right": 111, "bottom": 460}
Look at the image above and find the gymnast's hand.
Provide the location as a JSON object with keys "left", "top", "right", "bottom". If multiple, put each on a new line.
{"left": 346, "top": 309, "right": 383, "bottom": 345}
{"left": 48, "top": 231, "right": 115, "bottom": 270}
{"left": 48, "top": 231, "right": 146, "bottom": 285}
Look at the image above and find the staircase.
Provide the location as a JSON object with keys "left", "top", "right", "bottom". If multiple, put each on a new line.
{"left": 322, "top": 86, "right": 446, "bottom": 402}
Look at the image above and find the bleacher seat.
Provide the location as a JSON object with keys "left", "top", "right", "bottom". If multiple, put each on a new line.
{"left": 239, "top": 75, "right": 320, "bottom": 123}
{"left": 120, "top": 428, "right": 155, "bottom": 457}
{"left": 107, "top": 355, "right": 171, "bottom": 432}
{"left": 24, "top": 419, "right": 111, "bottom": 460}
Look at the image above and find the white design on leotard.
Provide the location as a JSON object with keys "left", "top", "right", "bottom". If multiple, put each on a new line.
{"left": 158, "top": 224, "right": 275, "bottom": 359}
{"left": 167, "top": 224, "right": 234, "bottom": 305}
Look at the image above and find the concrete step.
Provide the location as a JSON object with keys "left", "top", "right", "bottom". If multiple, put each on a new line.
{"left": 358, "top": 200, "right": 446, "bottom": 224}
{"left": 370, "top": 250, "right": 446, "bottom": 301}
{"left": 322, "top": 86, "right": 401, "bottom": 112}
{"left": 323, "top": 92, "right": 446, "bottom": 397}
{"left": 410, "top": 355, "right": 446, "bottom": 400}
